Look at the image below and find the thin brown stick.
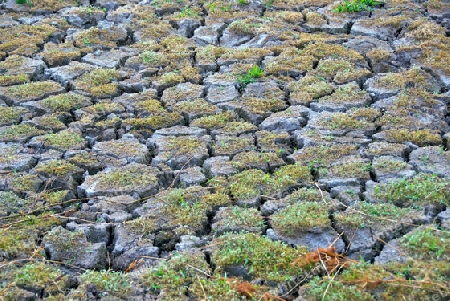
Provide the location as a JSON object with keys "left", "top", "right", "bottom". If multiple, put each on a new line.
{"left": 196, "top": 274, "right": 207, "bottom": 301}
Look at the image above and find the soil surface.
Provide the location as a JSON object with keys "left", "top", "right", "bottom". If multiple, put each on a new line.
{"left": 0, "top": 0, "right": 449, "bottom": 300}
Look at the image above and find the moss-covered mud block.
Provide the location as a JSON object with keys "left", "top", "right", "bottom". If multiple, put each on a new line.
{"left": 210, "top": 232, "right": 308, "bottom": 282}
{"left": 267, "top": 201, "right": 345, "bottom": 252}
{"left": 78, "top": 163, "right": 160, "bottom": 198}
{"left": 334, "top": 201, "right": 425, "bottom": 260}
{"left": 0, "top": 81, "right": 65, "bottom": 105}
{"left": 44, "top": 226, "right": 107, "bottom": 269}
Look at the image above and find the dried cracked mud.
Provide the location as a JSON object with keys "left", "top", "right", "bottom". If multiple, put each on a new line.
{"left": 0, "top": 0, "right": 449, "bottom": 300}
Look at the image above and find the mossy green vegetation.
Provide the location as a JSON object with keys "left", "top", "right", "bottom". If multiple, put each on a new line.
{"left": 71, "top": 270, "right": 132, "bottom": 298}
{"left": 317, "top": 108, "right": 379, "bottom": 130}
{"left": 232, "top": 151, "right": 284, "bottom": 171}
{"left": 138, "top": 188, "right": 232, "bottom": 237}
{"left": 0, "top": 213, "right": 60, "bottom": 258}
{"left": 40, "top": 42, "right": 82, "bottom": 67}
{"left": 214, "top": 135, "right": 254, "bottom": 156}
{"left": 374, "top": 173, "right": 450, "bottom": 207}
{"left": 0, "top": 73, "right": 28, "bottom": 86}
{"left": 372, "top": 156, "right": 408, "bottom": 174}
{"left": 123, "top": 112, "right": 183, "bottom": 130}
{"left": 303, "top": 260, "right": 449, "bottom": 300}
{"left": 318, "top": 82, "right": 370, "bottom": 105}
{"left": 191, "top": 111, "right": 237, "bottom": 129}
{"left": 0, "top": 123, "right": 47, "bottom": 142}
{"left": 374, "top": 67, "right": 440, "bottom": 93}
{"left": 399, "top": 225, "right": 449, "bottom": 260}
{"left": 335, "top": 201, "right": 419, "bottom": 229}
{"left": 188, "top": 277, "right": 246, "bottom": 301}
{"left": 212, "top": 164, "right": 311, "bottom": 201}
{"left": 142, "top": 251, "right": 210, "bottom": 300}
{"left": 35, "top": 159, "right": 80, "bottom": 177}
{"left": 335, "top": 0, "right": 382, "bottom": 13}
{"left": 74, "top": 68, "right": 119, "bottom": 97}
{"left": 173, "top": 98, "right": 218, "bottom": 118}
{"left": 32, "top": 114, "right": 66, "bottom": 131}
{"left": 310, "top": 60, "right": 370, "bottom": 84}
{"left": 165, "top": 136, "right": 206, "bottom": 157}
{"left": 9, "top": 173, "right": 43, "bottom": 193}
{"left": 212, "top": 232, "right": 308, "bottom": 282}
{"left": 90, "top": 164, "right": 158, "bottom": 191}
{"left": 292, "top": 144, "right": 359, "bottom": 167}
{"left": 40, "top": 92, "right": 90, "bottom": 112}
{"left": 0, "top": 106, "right": 28, "bottom": 125}
{"left": 240, "top": 97, "right": 287, "bottom": 115}
{"left": 213, "top": 206, "right": 264, "bottom": 234}
{"left": 4, "top": 81, "right": 63, "bottom": 102}
{"left": 382, "top": 129, "right": 442, "bottom": 146}
{"left": 322, "top": 158, "right": 371, "bottom": 179}
{"left": 0, "top": 191, "right": 30, "bottom": 216}
{"left": 264, "top": 47, "right": 314, "bottom": 76}
{"left": 304, "top": 275, "right": 375, "bottom": 300}
{"left": 15, "top": 262, "right": 66, "bottom": 294}
{"left": 271, "top": 202, "right": 331, "bottom": 236}
{"left": 39, "top": 130, "right": 85, "bottom": 151}
{"left": 288, "top": 75, "right": 334, "bottom": 105}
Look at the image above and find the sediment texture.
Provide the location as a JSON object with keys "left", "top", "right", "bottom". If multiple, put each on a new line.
{"left": 0, "top": 0, "right": 449, "bottom": 300}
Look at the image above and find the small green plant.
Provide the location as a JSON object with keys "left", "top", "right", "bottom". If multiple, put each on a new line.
{"left": 178, "top": 7, "right": 198, "bottom": 18}
{"left": 335, "top": 0, "right": 383, "bottom": 13}
{"left": 16, "top": 0, "right": 31, "bottom": 5}
{"left": 237, "top": 65, "right": 263, "bottom": 88}
{"left": 237, "top": 0, "right": 248, "bottom": 5}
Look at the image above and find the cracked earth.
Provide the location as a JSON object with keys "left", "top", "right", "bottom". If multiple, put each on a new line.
{"left": 0, "top": 0, "right": 449, "bottom": 300}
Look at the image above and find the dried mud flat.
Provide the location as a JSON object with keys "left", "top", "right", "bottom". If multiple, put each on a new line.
{"left": 0, "top": 0, "right": 449, "bottom": 300}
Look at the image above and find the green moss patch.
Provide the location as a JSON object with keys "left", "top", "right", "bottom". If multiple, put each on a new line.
{"left": 0, "top": 191, "right": 31, "bottom": 216}
{"left": 374, "top": 173, "right": 450, "bottom": 207}
{"left": 38, "top": 130, "right": 85, "bottom": 151}
{"left": 142, "top": 251, "right": 210, "bottom": 300}
{"left": 191, "top": 111, "right": 237, "bottom": 130}
{"left": 0, "top": 106, "right": 28, "bottom": 126}
{"left": 35, "top": 159, "right": 81, "bottom": 177}
{"left": 381, "top": 129, "right": 442, "bottom": 146}
{"left": 0, "top": 73, "right": 28, "bottom": 86}
{"left": 212, "top": 206, "right": 264, "bottom": 234}
{"left": 40, "top": 92, "right": 91, "bottom": 112}
{"left": 88, "top": 164, "right": 158, "bottom": 191}
{"left": 8, "top": 173, "right": 43, "bottom": 193}
{"left": 372, "top": 67, "right": 441, "bottom": 93}
{"left": 74, "top": 68, "right": 120, "bottom": 98}
{"left": 335, "top": 201, "right": 420, "bottom": 229}
{"left": 2, "top": 81, "right": 64, "bottom": 103}
{"left": 212, "top": 232, "right": 307, "bottom": 282}
{"left": 0, "top": 123, "right": 47, "bottom": 143}
{"left": 15, "top": 262, "right": 66, "bottom": 294}
{"left": 71, "top": 270, "right": 132, "bottom": 299}
{"left": 291, "top": 144, "right": 359, "bottom": 167}
{"left": 123, "top": 112, "right": 183, "bottom": 131}
{"left": 40, "top": 42, "right": 82, "bottom": 67}
{"left": 212, "top": 165, "right": 311, "bottom": 202}
{"left": 271, "top": 202, "right": 331, "bottom": 237}
{"left": 288, "top": 75, "right": 334, "bottom": 105}
{"left": 399, "top": 225, "right": 449, "bottom": 260}
{"left": 321, "top": 157, "right": 371, "bottom": 180}
{"left": 0, "top": 213, "right": 60, "bottom": 258}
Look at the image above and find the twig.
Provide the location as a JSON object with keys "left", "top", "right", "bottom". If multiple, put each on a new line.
{"left": 322, "top": 268, "right": 341, "bottom": 301}
{"left": 315, "top": 182, "right": 328, "bottom": 205}
{"left": 196, "top": 274, "right": 207, "bottom": 301}
{"left": 187, "top": 264, "right": 211, "bottom": 278}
